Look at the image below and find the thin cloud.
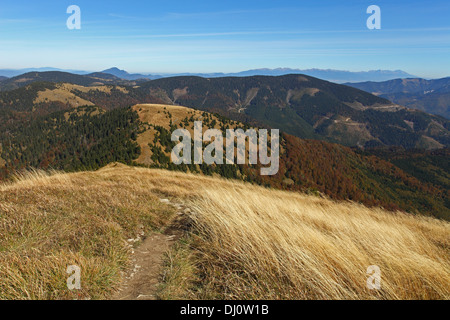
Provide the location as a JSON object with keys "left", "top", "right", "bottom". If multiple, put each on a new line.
{"left": 106, "top": 7, "right": 297, "bottom": 22}
{"left": 76, "top": 27, "right": 450, "bottom": 40}
{"left": 0, "top": 18, "right": 36, "bottom": 24}
{"left": 107, "top": 13, "right": 142, "bottom": 20}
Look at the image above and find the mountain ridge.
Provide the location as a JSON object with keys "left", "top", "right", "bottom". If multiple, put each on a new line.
{"left": 100, "top": 67, "right": 155, "bottom": 81}
{"left": 99, "top": 67, "right": 418, "bottom": 83}
{"left": 0, "top": 72, "right": 448, "bottom": 150}
{"left": 347, "top": 77, "right": 450, "bottom": 119}
{"left": 0, "top": 67, "right": 418, "bottom": 83}
{"left": 134, "top": 74, "right": 449, "bottom": 149}
{"left": 0, "top": 71, "right": 142, "bottom": 91}
{"left": 1, "top": 101, "right": 448, "bottom": 220}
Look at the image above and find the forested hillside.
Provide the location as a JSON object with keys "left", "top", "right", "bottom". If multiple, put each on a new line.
{"left": 0, "top": 106, "right": 141, "bottom": 178}
{"left": 1, "top": 73, "right": 449, "bottom": 150}
{"left": 132, "top": 104, "right": 450, "bottom": 220}
{"left": 134, "top": 75, "right": 450, "bottom": 149}
{"left": 0, "top": 71, "right": 140, "bottom": 91}
{"left": 1, "top": 74, "right": 449, "bottom": 220}
{"left": 348, "top": 77, "right": 450, "bottom": 119}
{"left": 360, "top": 147, "right": 450, "bottom": 191}
{"left": 0, "top": 102, "right": 448, "bottom": 219}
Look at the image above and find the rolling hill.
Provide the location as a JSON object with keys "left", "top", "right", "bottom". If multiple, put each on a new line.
{"left": 347, "top": 77, "right": 450, "bottom": 119}
{"left": 1, "top": 101, "right": 448, "bottom": 220}
{"left": 101, "top": 67, "right": 157, "bottom": 81}
{"left": 1, "top": 72, "right": 449, "bottom": 150}
{"left": 131, "top": 104, "right": 450, "bottom": 220}
{"left": 134, "top": 75, "right": 450, "bottom": 149}
{"left": 0, "top": 73, "right": 448, "bottom": 219}
{"left": 217, "top": 68, "right": 416, "bottom": 83}
{"left": 98, "top": 67, "right": 417, "bottom": 83}
{"left": 359, "top": 147, "right": 450, "bottom": 190}
{"left": 0, "top": 71, "right": 140, "bottom": 91}
{"left": 0, "top": 67, "right": 416, "bottom": 83}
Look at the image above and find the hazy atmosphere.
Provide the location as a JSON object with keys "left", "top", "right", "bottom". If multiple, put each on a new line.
{"left": 1, "top": 0, "right": 449, "bottom": 78}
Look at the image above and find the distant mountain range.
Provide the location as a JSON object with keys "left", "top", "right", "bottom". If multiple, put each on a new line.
{"left": 0, "top": 71, "right": 141, "bottom": 91}
{"left": 167, "top": 68, "right": 417, "bottom": 83}
{"left": 0, "top": 67, "right": 417, "bottom": 83}
{"left": 0, "top": 67, "right": 91, "bottom": 78}
{"left": 100, "top": 68, "right": 154, "bottom": 81}
{"left": 348, "top": 78, "right": 450, "bottom": 119}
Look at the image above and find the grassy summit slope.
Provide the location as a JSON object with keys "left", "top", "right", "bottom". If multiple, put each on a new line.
{"left": 0, "top": 164, "right": 448, "bottom": 300}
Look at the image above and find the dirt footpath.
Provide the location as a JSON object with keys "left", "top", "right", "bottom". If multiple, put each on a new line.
{"left": 112, "top": 199, "right": 189, "bottom": 300}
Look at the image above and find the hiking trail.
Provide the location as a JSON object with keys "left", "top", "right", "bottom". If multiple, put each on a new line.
{"left": 112, "top": 198, "right": 190, "bottom": 300}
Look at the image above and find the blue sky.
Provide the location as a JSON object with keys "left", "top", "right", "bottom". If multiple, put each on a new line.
{"left": 0, "top": 0, "right": 449, "bottom": 78}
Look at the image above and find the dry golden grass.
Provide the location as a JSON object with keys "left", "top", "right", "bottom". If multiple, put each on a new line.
{"left": 33, "top": 87, "right": 94, "bottom": 107}
{"left": 133, "top": 104, "right": 204, "bottom": 131}
{"left": 132, "top": 104, "right": 241, "bottom": 166}
{"left": 179, "top": 186, "right": 450, "bottom": 300}
{"left": 0, "top": 165, "right": 176, "bottom": 299}
{"left": 62, "top": 83, "right": 129, "bottom": 94}
{"left": 1, "top": 164, "right": 449, "bottom": 300}
{"left": 32, "top": 83, "right": 130, "bottom": 110}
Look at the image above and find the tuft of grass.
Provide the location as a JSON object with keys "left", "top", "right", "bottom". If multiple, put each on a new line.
{"left": 157, "top": 237, "right": 198, "bottom": 300}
